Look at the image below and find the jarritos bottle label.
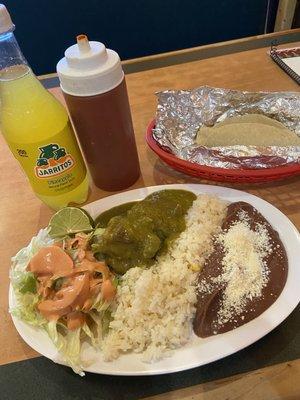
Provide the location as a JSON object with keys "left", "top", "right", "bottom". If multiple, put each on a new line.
{"left": 35, "top": 143, "right": 75, "bottom": 178}
{"left": 7, "top": 122, "right": 87, "bottom": 196}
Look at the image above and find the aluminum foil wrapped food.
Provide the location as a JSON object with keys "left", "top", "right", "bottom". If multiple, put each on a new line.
{"left": 153, "top": 86, "right": 300, "bottom": 169}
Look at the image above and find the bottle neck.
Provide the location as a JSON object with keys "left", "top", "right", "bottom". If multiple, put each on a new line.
{"left": 0, "top": 31, "right": 30, "bottom": 80}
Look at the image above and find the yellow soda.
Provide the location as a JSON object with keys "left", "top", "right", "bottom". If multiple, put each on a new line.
{"left": 0, "top": 5, "right": 89, "bottom": 209}
{"left": 1, "top": 66, "right": 89, "bottom": 209}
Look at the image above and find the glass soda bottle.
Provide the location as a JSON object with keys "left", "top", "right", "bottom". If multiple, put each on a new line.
{"left": 0, "top": 5, "right": 89, "bottom": 209}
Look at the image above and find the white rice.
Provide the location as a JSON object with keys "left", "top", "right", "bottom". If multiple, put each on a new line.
{"left": 102, "top": 195, "right": 227, "bottom": 361}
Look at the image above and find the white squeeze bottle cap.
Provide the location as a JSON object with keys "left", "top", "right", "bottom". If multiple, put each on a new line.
{"left": 57, "top": 34, "right": 124, "bottom": 96}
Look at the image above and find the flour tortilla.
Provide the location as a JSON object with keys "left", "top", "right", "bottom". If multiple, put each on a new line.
{"left": 196, "top": 114, "right": 300, "bottom": 147}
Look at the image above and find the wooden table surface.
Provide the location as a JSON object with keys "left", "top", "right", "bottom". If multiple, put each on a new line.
{"left": 0, "top": 40, "right": 300, "bottom": 399}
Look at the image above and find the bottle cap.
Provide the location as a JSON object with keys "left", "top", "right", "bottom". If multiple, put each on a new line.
{"left": 0, "top": 4, "right": 15, "bottom": 34}
{"left": 56, "top": 35, "right": 124, "bottom": 96}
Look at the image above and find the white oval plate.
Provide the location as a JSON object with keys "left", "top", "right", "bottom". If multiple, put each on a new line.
{"left": 9, "top": 184, "right": 300, "bottom": 375}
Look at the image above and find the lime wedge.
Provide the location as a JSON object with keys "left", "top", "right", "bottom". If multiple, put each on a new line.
{"left": 48, "top": 207, "right": 94, "bottom": 239}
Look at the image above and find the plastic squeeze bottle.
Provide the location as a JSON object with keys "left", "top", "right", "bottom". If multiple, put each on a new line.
{"left": 0, "top": 5, "right": 89, "bottom": 210}
{"left": 57, "top": 35, "right": 140, "bottom": 191}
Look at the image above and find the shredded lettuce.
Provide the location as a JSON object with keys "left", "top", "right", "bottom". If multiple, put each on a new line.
{"left": 46, "top": 321, "right": 84, "bottom": 376}
{"left": 11, "top": 229, "right": 54, "bottom": 275}
{"left": 11, "top": 291, "right": 46, "bottom": 326}
{"left": 112, "top": 275, "right": 120, "bottom": 288}
{"left": 10, "top": 229, "right": 51, "bottom": 327}
{"left": 91, "top": 227, "right": 105, "bottom": 238}
{"left": 16, "top": 272, "right": 37, "bottom": 294}
{"left": 10, "top": 228, "right": 115, "bottom": 376}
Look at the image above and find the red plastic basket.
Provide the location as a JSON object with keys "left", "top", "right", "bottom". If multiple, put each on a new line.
{"left": 146, "top": 119, "right": 300, "bottom": 183}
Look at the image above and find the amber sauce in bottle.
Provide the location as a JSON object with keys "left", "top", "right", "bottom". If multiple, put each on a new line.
{"left": 57, "top": 35, "right": 140, "bottom": 191}
{"left": 64, "top": 79, "right": 140, "bottom": 190}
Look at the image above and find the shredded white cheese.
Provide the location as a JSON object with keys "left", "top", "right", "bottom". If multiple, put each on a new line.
{"left": 215, "top": 217, "right": 272, "bottom": 325}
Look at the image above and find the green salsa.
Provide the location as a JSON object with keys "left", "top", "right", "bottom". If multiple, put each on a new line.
{"left": 95, "top": 202, "right": 138, "bottom": 228}
{"left": 92, "top": 189, "right": 196, "bottom": 274}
